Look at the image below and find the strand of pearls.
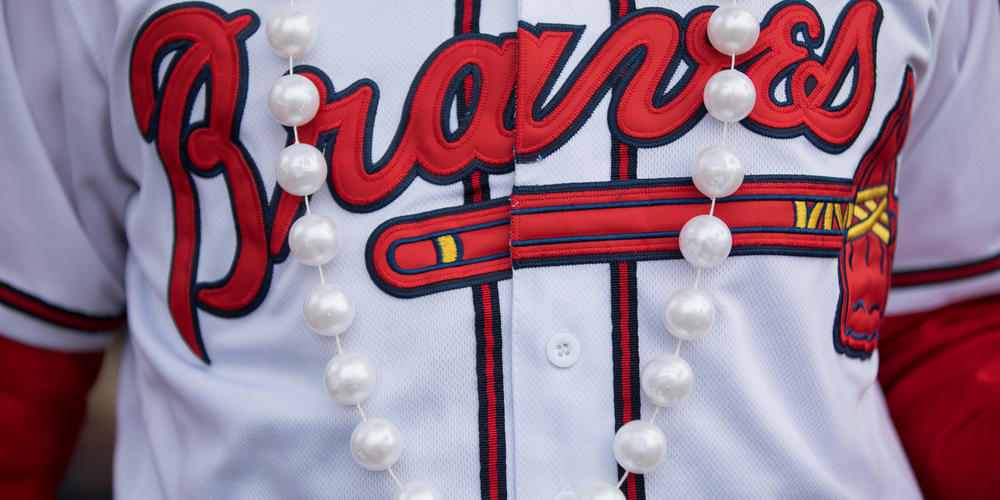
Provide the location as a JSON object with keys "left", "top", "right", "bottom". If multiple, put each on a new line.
{"left": 580, "top": 4, "right": 761, "bottom": 500}
{"left": 265, "top": 2, "right": 441, "bottom": 499}
{"left": 266, "top": 1, "right": 759, "bottom": 499}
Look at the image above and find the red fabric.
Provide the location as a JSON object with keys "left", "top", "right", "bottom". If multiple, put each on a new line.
{"left": 880, "top": 293, "right": 1000, "bottom": 499}
{"left": 0, "top": 336, "right": 103, "bottom": 499}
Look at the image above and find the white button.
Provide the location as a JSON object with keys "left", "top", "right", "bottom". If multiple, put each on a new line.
{"left": 553, "top": 490, "right": 579, "bottom": 500}
{"left": 546, "top": 331, "right": 580, "bottom": 368}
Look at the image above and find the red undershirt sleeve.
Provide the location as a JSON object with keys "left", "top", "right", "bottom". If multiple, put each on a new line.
{"left": 0, "top": 336, "right": 104, "bottom": 499}
{"left": 879, "top": 293, "right": 1000, "bottom": 499}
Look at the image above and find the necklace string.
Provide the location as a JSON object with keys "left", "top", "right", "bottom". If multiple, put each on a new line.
{"left": 264, "top": 2, "right": 762, "bottom": 499}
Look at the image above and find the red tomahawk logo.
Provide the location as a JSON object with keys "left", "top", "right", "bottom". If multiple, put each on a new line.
{"left": 833, "top": 68, "right": 914, "bottom": 358}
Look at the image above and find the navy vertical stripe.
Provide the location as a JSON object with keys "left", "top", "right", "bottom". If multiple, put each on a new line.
{"left": 463, "top": 170, "right": 491, "bottom": 205}
{"left": 457, "top": 2, "right": 506, "bottom": 499}
{"left": 454, "top": 0, "right": 482, "bottom": 38}
{"left": 473, "top": 282, "right": 506, "bottom": 500}
{"left": 609, "top": 0, "right": 637, "bottom": 24}
{"left": 611, "top": 139, "right": 638, "bottom": 181}
{"left": 610, "top": 261, "right": 642, "bottom": 433}
{"left": 609, "top": 1, "right": 645, "bottom": 499}
{"left": 609, "top": 237, "right": 646, "bottom": 500}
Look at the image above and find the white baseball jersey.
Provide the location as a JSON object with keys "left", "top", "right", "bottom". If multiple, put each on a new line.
{"left": 2, "top": 0, "right": 999, "bottom": 498}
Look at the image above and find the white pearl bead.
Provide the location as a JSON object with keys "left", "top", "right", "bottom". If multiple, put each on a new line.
{"left": 323, "top": 352, "right": 375, "bottom": 405}
{"left": 641, "top": 354, "right": 694, "bottom": 407}
{"left": 266, "top": 8, "right": 318, "bottom": 58}
{"left": 578, "top": 481, "right": 626, "bottom": 500}
{"left": 275, "top": 143, "right": 327, "bottom": 196}
{"left": 692, "top": 145, "right": 744, "bottom": 199}
{"left": 703, "top": 69, "right": 756, "bottom": 123}
{"left": 679, "top": 214, "right": 732, "bottom": 268}
{"left": 707, "top": 4, "right": 760, "bottom": 56}
{"left": 303, "top": 284, "right": 356, "bottom": 336}
{"left": 613, "top": 420, "right": 667, "bottom": 474}
{"left": 393, "top": 481, "right": 443, "bottom": 500}
{"left": 289, "top": 214, "right": 339, "bottom": 266}
{"left": 350, "top": 418, "right": 403, "bottom": 471}
{"left": 661, "top": 288, "right": 715, "bottom": 341}
{"left": 267, "top": 74, "right": 320, "bottom": 127}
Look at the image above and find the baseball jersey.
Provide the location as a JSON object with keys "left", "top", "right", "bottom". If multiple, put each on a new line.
{"left": 1, "top": 0, "right": 998, "bottom": 498}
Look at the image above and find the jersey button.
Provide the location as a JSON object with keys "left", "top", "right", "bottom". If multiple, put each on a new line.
{"left": 546, "top": 331, "right": 580, "bottom": 368}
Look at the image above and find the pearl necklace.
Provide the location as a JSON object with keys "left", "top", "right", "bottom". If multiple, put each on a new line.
{"left": 263, "top": 2, "right": 761, "bottom": 499}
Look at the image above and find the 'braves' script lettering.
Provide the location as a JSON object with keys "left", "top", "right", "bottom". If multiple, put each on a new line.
{"left": 130, "top": 1, "right": 883, "bottom": 362}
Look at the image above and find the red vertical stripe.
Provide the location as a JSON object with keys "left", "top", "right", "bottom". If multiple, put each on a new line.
{"left": 627, "top": 470, "right": 638, "bottom": 497}
{"left": 610, "top": 3, "right": 644, "bottom": 499}
{"left": 618, "top": 262, "right": 639, "bottom": 499}
{"left": 482, "top": 283, "right": 499, "bottom": 500}
{"left": 463, "top": 0, "right": 474, "bottom": 33}
{"left": 464, "top": 78, "right": 475, "bottom": 107}
{"left": 461, "top": 0, "right": 476, "bottom": 121}
{"left": 457, "top": 2, "right": 504, "bottom": 498}
{"left": 618, "top": 263, "right": 632, "bottom": 420}
{"left": 471, "top": 170, "right": 483, "bottom": 203}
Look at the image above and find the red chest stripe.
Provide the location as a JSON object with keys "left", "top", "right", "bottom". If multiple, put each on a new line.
{"left": 511, "top": 179, "right": 850, "bottom": 265}
{"left": 366, "top": 176, "right": 854, "bottom": 297}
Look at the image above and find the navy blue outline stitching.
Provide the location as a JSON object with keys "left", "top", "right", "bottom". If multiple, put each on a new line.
{"left": 365, "top": 198, "right": 512, "bottom": 298}
{"left": 441, "top": 64, "right": 483, "bottom": 143}
{"left": 131, "top": 3, "right": 281, "bottom": 362}
{"left": 293, "top": 33, "right": 517, "bottom": 213}
{"left": 742, "top": 0, "right": 883, "bottom": 154}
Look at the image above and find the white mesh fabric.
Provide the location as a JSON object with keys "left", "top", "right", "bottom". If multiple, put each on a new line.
{"left": 2, "top": 0, "right": 991, "bottom": 498}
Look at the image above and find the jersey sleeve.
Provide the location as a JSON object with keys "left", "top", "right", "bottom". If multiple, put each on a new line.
{"left": 887, "top": 0, "right": 1000, "bottom": 315}
{"left": 0, "top": 1, "right": 131, "bottom": 351}
{"left": 880, "top": 2, "right": 1000, "bottom": 497}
